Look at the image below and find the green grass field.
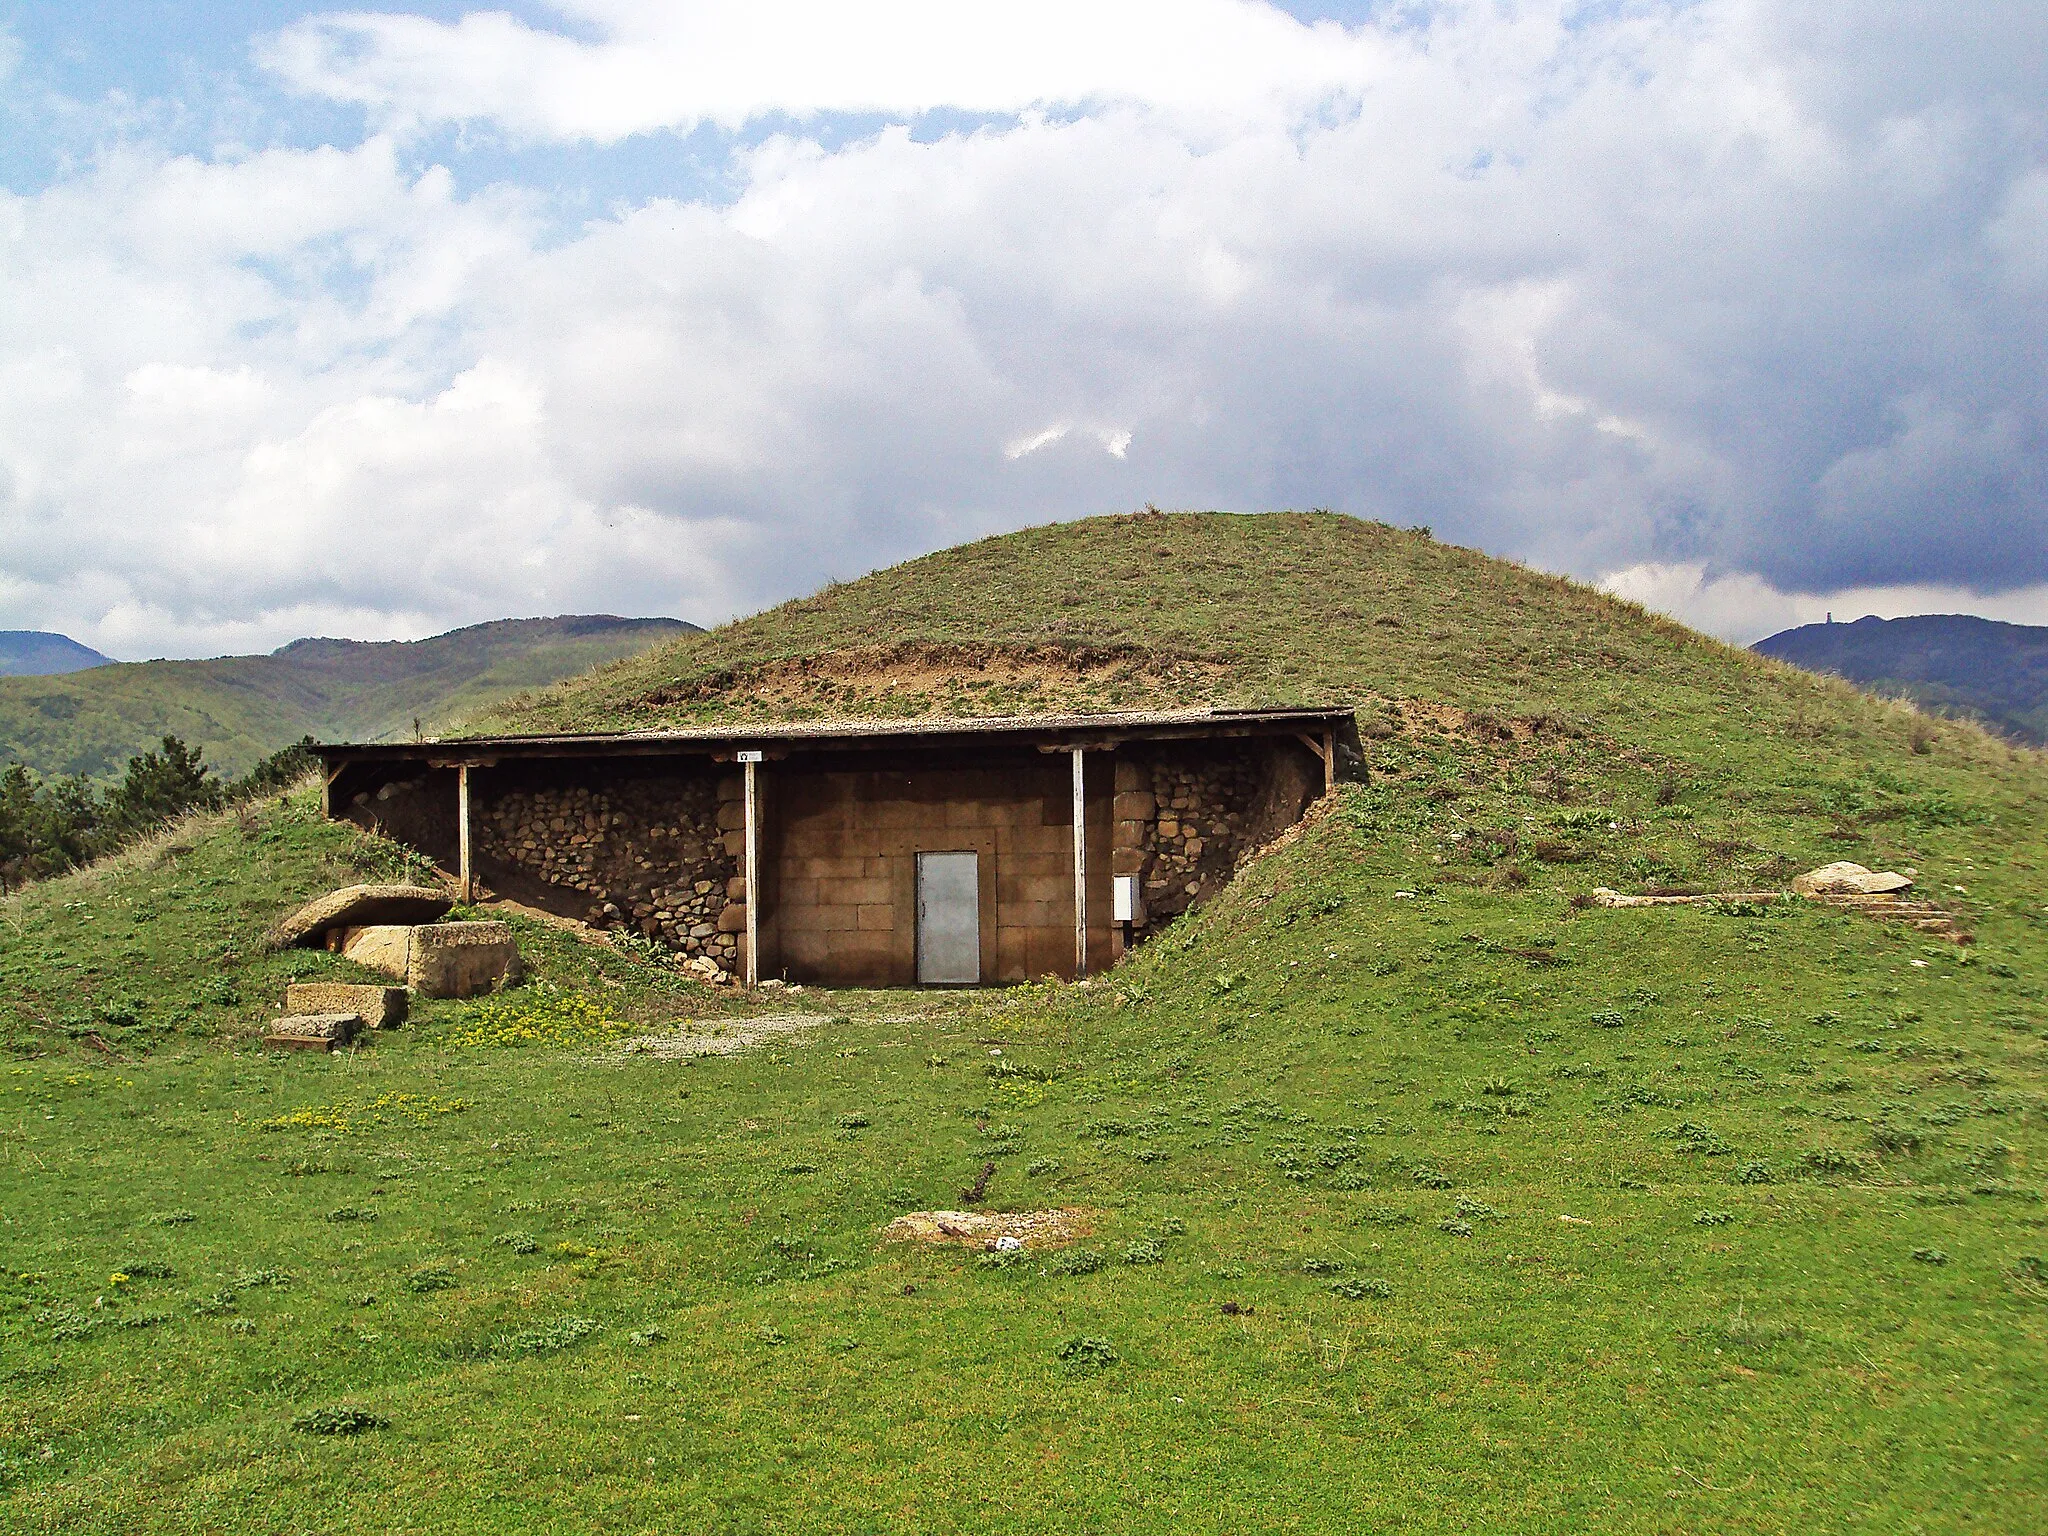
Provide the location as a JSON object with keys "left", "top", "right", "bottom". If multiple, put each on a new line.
{"left": 3, "top": 513, "right": 2045, "bottom": 1531}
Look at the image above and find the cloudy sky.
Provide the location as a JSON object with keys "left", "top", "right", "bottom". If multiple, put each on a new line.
{"left": 2, "top": 1, "right": 2044, "bottom": 658}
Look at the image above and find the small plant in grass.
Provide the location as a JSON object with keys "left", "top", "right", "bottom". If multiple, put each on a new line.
{"left": 326, "top": 1207, "right": 377, "bottom": 1223}
{"left": 1662, "top": 1122, "right": 1736, "bottom": 1157}
{"left": 1026, "top": 1157, "right": 1062, "bottom": 1177}
{"left": 1736, "top": 1160, "right": 1775, "bottom": 1184}
{"left": 498, "top": 1316, "right": 599, "bottom": 1356}
{"left": 1590, "top": 1009, "right": 1626, "bottom": 1029}
{"left": 1454, "top": 1196, "right": 1499, "bottom": 1221}
{"left": 1049, "top": 1248, "right": 1105, "bottom": 1276}
{"left": 118, "top": 1261, "right": 174, "bottom": 1280}
{"left": 492, "top": 1232, "right": 539, "bottom": 1255}
{"left": 1912, "top": 1248, "right": 1948, "bottom": 1265}
{"left": 1695, "top": 1210, "right": 1736, "bottom": 1227}
{"left": 233, "top": 1269, "right": 291, "bottom": 1290}
{"left": 1122, "top": 1238, "right": 1165, "bottom": 1265}
{"left": 1300, "top": 1257, "right": 1347, "bottom": 1275}
{"left": 1056, "top": 1335, "right": 1119, "bottom": 1371}
{"left": 1437, "top": 1218, "right": 1474, "bottom": 1236}
{"left": 142, "top": 1209, "right": 195, "bottom": 1227}
{"left": 192, "top": 1290, "right": 237, "bottom": 1317}
{"left": 1326, "top": 1277, "right": 1392, "bottom": 1300}
{"left": 1802, "top": 1147, "right": 1864, "bottom": 1177}
{"left": 836, "top": 1112, "right": 869, "bottom": 1129}
{"left": 291, "top": 1405, "right": 389, "bottom": 1436}
{"left": 629, "top": 1326, "right": 666, "bottom": 1347}
{"left": 405, "top": 1266, "right": 456, "bottom": 1294}
{"left": 976, "top": 1248, "right": 1030, "bottom": 1272}
{"left": 449, "top": 993, "right": 637, "bottom": 1049}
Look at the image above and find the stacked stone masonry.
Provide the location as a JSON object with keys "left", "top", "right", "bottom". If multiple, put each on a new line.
{"left": 472, "top": 771, "right": 742, "bottom": 971}
{"left": 1112, "top": 745, "right": 1269, "bottom": 943}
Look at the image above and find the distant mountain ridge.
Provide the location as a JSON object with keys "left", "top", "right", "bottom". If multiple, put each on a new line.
{"left": 0, "top": 615, "right": 696, "bottom": 779}
{"left": 0, "top": 631, "right": 113, "bottom": 677}
{"left": 1754, "top": 613, "right": 2048, "bottom": 745}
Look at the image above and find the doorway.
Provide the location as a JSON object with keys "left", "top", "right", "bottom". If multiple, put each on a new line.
{"left": 915, "top": 851, "right": 981, "bottom": 985}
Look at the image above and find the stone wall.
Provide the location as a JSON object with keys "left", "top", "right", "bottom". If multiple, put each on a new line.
{"left": 474, "top": 770, "right": 742, "bottom": 970}
{"left": 1112, "top": 741, "right": 1320, "bottom": 942}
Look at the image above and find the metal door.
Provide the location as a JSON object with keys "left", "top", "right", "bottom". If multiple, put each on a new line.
{"left": 916, "top": 851, "right": 980, "bottom": 985}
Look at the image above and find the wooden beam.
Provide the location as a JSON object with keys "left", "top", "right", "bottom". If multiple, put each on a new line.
{"left": 743, "top": 757, "right": 760, "bottom": 988}
{"left": 1072, "top": 747, "right": 1088, "bottom": 980}
{"left": 456, "top": 763, "right": 473, "bottom": 904}
{"left": 1294, "top": 731, "right": 1335, "bottom": 794}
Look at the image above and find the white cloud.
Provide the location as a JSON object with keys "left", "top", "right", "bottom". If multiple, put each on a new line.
{"left": 1, "top": 2, "right": 2046, "bottom": 659}
{"left": 262, "top": 1, "right": 1381, "bottom": 141}
{"left": 1600, "top": 562, "right": 2048, "bottom": 647}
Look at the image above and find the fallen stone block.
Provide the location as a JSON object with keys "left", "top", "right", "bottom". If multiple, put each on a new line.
{"left": 284, "top": 983, "right": 408, "bottom": 1029}
{"left": 268, "top": 885, "right": 453, "bottom": 950}
{"left": 264, "top": 1012, "right": 360, "bottom": 1051}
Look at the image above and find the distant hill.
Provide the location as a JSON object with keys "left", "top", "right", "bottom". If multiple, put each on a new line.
{"left": 0, "top": 631, "right": 112, "bottom": 677}
{"left": 0, "top": 615, "right": 695, "bottom": 779}
{"left": 1753, "top": 613, "right": 2048, "bottom": 745}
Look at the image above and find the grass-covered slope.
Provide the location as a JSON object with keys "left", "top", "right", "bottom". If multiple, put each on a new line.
{"left": 0, "top": 615, "right": 693, "bottom": 780}
{"left": 3, "top": 511, "right": 2046, "bottom": 1532}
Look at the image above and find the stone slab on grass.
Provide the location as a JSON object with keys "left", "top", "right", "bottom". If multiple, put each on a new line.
{"left": 264, "top": 1012, "right": 360, "bottom": 1051}
{"left": 284, "top": 983, "right": 408, "bottom": 1029}
{"left": 268, "top": 885, "right": 452, "bottom": 949}
{"left": 1792, "top": 861, "right": 1914, "bottom": 896}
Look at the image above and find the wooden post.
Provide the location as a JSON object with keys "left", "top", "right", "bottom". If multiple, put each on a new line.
{"left": 1322, "top": 727, "right": 1336, "bottom": 796}
{"left": 456, "top": 763, "right": 473, "bottom": 903}
{"left": 743, "top": 757, "right": 759, "bottom": 988}
{"left": 1071, "top": 747, "right": 1088, "bottom": 980}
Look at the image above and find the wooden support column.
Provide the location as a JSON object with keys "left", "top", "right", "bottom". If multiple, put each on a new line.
{"left": 456, "top": 763, "right": 473, "bottom": 904}
{"left": 1322, "top": 727, "right": 1337, "bottom": 796}
{"left": 743, "top": 756, "right": 760, "bottom": 988}
{"left": 1071, "top": 747, "right": 1088, "bottom": 980}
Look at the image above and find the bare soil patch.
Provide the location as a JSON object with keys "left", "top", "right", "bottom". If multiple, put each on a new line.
{"left": 880, "top": 1208, "right": 1096, "bottom": 1250}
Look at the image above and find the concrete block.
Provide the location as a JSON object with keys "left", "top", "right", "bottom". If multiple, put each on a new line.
{"left": 821, "top": 876, "right": 892, "bottom": 907}
{"left": 1114, "top": 759, "right": 1147, "bottom": 794}
{"left": 1113, "top": 791, "right": 1156, "bottom": 821}
{"left": 284, "top": 983, "right": 407, "bottom": 1029}
{"left": 856, "top": 903, "right": 898, "bottom": 932}
{"left": 715, "top": 800, "right": 747, "bottom": 831}
{"left": 721, "top": 830, "right": 747, "bottom": 858}
{"left": 716, "top": 903, "right": 749, "bottom": 933}
{"left": 1111, "top": 846, "right": 1146, "bottom": 876}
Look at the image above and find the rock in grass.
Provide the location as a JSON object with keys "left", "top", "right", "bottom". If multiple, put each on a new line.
{"left": 1792, "top": 862, "right": 1914, "bottom": 896}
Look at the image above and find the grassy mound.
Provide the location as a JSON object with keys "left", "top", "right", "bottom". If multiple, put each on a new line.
{"left": 3, "top": 511, "right": 2045, "bottom": 1531}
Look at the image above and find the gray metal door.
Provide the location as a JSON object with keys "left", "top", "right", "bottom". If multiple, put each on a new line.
{"left": 916, "top": 851, "right": 980, "bottom": 985}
